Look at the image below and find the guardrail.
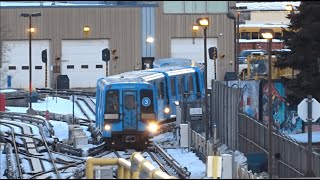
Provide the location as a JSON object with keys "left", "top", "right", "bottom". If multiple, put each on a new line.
{"left": 85, "top": 152, "right": 177, "bottom": 179}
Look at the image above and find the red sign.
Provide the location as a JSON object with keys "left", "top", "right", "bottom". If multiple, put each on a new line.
{"left": 0, "top": 93, "right": 5, "bottom": 112}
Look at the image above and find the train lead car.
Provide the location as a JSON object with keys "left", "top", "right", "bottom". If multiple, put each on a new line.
{"left": 95, "top": 58, "right": 205, "bottom": 150}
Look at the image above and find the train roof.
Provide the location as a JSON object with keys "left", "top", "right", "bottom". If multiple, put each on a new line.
{"left": 97, "top": 66, "right": 199, "bottom": 87}
{"left": 153, "top": 58, "right": 203, "bottom": 69}
{"left": 147, "top": 66, "right": 197, "bottom": 76}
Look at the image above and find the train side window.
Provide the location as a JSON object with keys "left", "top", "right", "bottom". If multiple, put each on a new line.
{"left": 158, "top": 81, "right": 164, "bottom": 99}
{"left": 241, "top": 32, "right": 250, "bottom": 39}
{"left": 106, "top": 90, "right": 119, "bottom": 113}
{"left": 170, "top": 78, "right": 176, "bottom": 97}
{"left": 178, "top": 76, "right": 184, "bottom": 95}
{"left": 188, "top": 75, "right": 194, "bottom": 93}
{"left": 195, "top": 73, "right": 200, "bottom": 95}
{"left": 252, "top": 32, "right": 259, "bottom": 39}
{"left": 125, "top": 95, "right": 135, "bottom": 109}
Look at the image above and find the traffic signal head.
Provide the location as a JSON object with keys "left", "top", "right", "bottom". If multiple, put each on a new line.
{"left": 209, "top": 47, "right": 218, "bottom": 60}
{"left": 42, "top": 49, "right": 47, "bottom": 63}
{"left": 102, "top": 48, "right": 110, "bottom": 62}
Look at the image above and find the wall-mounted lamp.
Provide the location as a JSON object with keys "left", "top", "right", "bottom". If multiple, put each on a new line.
{"left": 28, "top": 27, "right": 35, "bottom": 33}
{"left": 83, "top": 25, "right": 90, "bottom": 38}
{"left": 146, "top": 37, "right": 154, "bottom": 43}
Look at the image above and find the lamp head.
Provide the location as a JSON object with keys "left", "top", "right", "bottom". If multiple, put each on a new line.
{"left": 196, "top": 17, "right": 209, "bottom": 27}
{"left": 259, "top": 28, "right": 274, "bottom": 39}
{"left": 83, "top": 26, "right": 90, "bottom": 32}
{"left": 192, "top": 25, "right": 199, "bottom": 32}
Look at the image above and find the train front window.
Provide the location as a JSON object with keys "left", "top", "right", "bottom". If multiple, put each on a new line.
{"left": 140, "top": 90, "right": 154, "bottom": 113}
{"left": 106, "top": 90, "right": 119, "bottom": 114}
{"left": 125, "top": 95, "right": 135, "bottom": 109}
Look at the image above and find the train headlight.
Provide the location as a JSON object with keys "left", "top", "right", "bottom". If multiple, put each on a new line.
{"left": 104, "top": 124, "right": 111, "bottom": 131}
{"left": 164, "top": 107, "right": 170, "bottom": 114}
{"left": 147, "top": 123, "right": 158, "bottom": 133}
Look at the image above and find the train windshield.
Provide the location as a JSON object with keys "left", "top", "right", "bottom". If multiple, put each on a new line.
{"left": 140, "top": 90, "right": 154, "bottom": 113}
{"left": 106, "top": 90, "right": 119, "bottom": 114}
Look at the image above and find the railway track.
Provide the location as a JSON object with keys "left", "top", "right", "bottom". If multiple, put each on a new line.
{"left": 2, "top": 89, "right": 199, "bottom": 179}
{"left": 0, "top": 115, "right": 85, "bottom": 179}
{"left": 148, "top": 143, "right": 191, "bottom": 179}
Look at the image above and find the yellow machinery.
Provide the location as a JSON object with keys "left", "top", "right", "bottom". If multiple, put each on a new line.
{"left": 242, "top": 54, "right": 297, "bottom": 80}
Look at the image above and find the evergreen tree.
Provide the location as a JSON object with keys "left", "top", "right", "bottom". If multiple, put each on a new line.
{"left": 276, "top": 1, "right": 320, "bottom": 106}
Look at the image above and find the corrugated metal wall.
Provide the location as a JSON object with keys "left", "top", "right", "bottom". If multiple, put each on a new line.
{"left": 0, "top": 7, "right": 141, "bottom": 78}
{"left": 0, "top": 1, "right": 236, "bottom": 84}
{"left": 155, "top": 1, "right": 236, "bottom": 80}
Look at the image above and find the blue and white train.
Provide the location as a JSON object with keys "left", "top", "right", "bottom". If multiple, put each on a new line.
{"left": 95, "top": 58, "right": 205, "bottom": 150}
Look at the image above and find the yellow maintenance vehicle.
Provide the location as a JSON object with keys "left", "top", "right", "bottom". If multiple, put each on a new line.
{"left": 240, "top": 54, "right": 297, "bottom": 80}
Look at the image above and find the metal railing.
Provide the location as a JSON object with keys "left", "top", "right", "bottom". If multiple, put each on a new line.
{"left": 85, "top": 152, "right": 177, "bottom": 179}
{"left": 210, "top": 81, "right": 320, "bottom": 178}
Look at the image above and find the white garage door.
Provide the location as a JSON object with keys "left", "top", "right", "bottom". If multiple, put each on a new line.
{"left": 0, "top": 40, "right": 50, "bottom": 89}
{"left": 61, "top": 39, "right": 109, "bottom": 88}
{"left": 171, "top": 38, "right": 217, "bottom": 88}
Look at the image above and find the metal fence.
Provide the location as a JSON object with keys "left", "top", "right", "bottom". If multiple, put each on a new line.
{"left": 211, "top": 80, "right": 240, "bottom": 150}
{"left": 210, "top": 81, "right": 320, "bottom": 178}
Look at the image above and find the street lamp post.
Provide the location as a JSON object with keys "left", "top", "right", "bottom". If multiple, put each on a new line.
{"left": 259, "top": 28, "right": 274, "bottom": 179}
{"left": 229, "top": 6, "right": 247, "bottom": 77}
{"left": 21, "top": 12, "right": 41, "bottom": 115}
{"left": 226, "top": 12, "right": 237, "bottom": 73}
{"left": 196, "top": 17, "right": 210, "bottom": 144}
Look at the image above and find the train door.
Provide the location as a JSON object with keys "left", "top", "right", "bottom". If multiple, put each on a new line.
{"left": 122, "top": 91, "right": 138, "bottom": 130}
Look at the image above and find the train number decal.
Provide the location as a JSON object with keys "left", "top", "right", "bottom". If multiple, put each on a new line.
{"left": 142, "top": 97, "right": 151, "bottom": 107}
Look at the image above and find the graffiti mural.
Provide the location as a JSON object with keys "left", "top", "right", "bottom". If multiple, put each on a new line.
{"left": 227, "top": 80, "right": 260, "bottom": 120}
{"left": 261, "top": 81, "right": 303, "bottom": 134}
{"left": 280, "top": 110, "right": 303, "bottom": 134}
{"left": 228, "top": 80, "right": 303, "bottom": 134}
{"left": 262, "top": 82, "right": 286, "bottom": 127}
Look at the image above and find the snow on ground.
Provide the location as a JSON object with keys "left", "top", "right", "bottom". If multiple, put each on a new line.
{"left": 3, "top": 95, "right": 207, "bottom": 178}
{"left": 3, "top": 92, "right": 316, "bottom": 178}
{"left": 0, "top": 89, "right": 17, "bottom": 93}
{"left": 288, "top": 131, "right": 320, "bottom": 143}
